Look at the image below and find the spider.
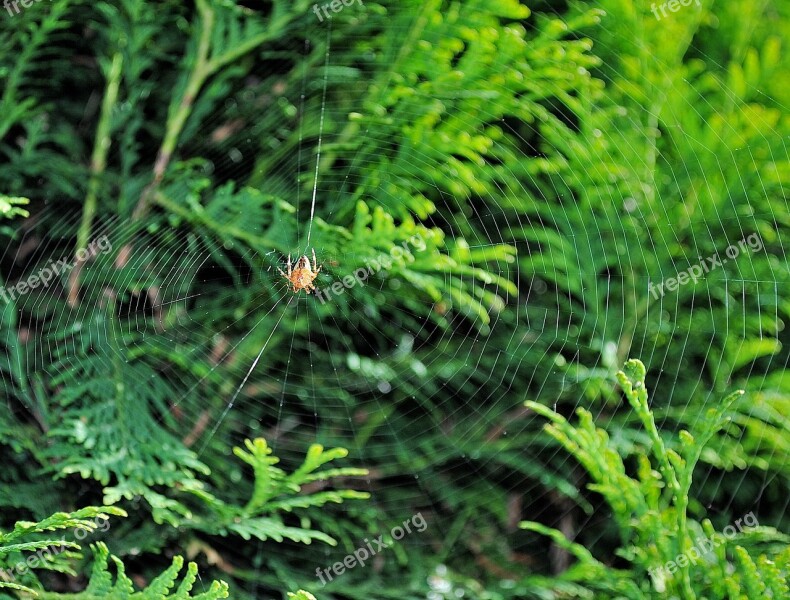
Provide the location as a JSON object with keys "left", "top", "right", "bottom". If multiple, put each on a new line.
{"left": 278, "top": 249, "right": 322, "bottom": 293}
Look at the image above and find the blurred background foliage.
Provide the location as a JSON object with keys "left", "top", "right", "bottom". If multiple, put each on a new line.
{"left": 0, "top": 0, "right": 788, "bottom": 598}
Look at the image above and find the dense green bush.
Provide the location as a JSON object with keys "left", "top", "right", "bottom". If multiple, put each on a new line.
{"left": 1, "top": 0, "right": 787, "bottom": 598}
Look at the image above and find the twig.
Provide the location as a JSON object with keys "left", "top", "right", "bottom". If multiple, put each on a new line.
{"left": 68, "top": 51, "right": 123, "bottom": 306}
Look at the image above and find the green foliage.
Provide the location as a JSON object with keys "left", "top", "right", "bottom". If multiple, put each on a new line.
{"left": 0, "top": 0, "right": 788, "bottom": 598}
{"left": 0, "top": 197, "right": 29, "bottom": 221}
{"left": 36, "top": 543, "right": 229, "bottom": 600}
{"left": 524, "top": 360, "right": 789, "bottom": 599}
{"left": 0, "top": 196, "right": 29, "bottom": 242}
{"left": 0, "top": 507, "right": 125, "bottom": 596}
{"left": 0, "top": 433, "right": 363, "bottom": 597}
{"left": 179, "top": 438, "right": 369, "bottom": 544}
{"left": 0, "top": 510, "right": 229, "bottom": 600}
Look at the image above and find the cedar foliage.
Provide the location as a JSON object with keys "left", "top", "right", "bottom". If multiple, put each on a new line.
{"left": 0, "top": 0, "right": 788, "bottom": 598}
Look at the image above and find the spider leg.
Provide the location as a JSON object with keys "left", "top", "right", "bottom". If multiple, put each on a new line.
{"left": 311, "top": 249, "right": 322, "bottom": 275}
{"left": 277, "top": 268, "right": 294, "bottom": 293}
{"left": 287, "top": 254, "right": 292, "bottom": 277}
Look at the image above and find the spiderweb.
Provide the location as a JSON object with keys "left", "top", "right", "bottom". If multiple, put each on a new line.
{"left": 2, "top": 0, "right": 788, "bottom": 598}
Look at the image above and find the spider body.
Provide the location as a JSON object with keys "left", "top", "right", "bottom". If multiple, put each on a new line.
{"left": 279, "top": 249, "right": 322, "bottom": 293}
